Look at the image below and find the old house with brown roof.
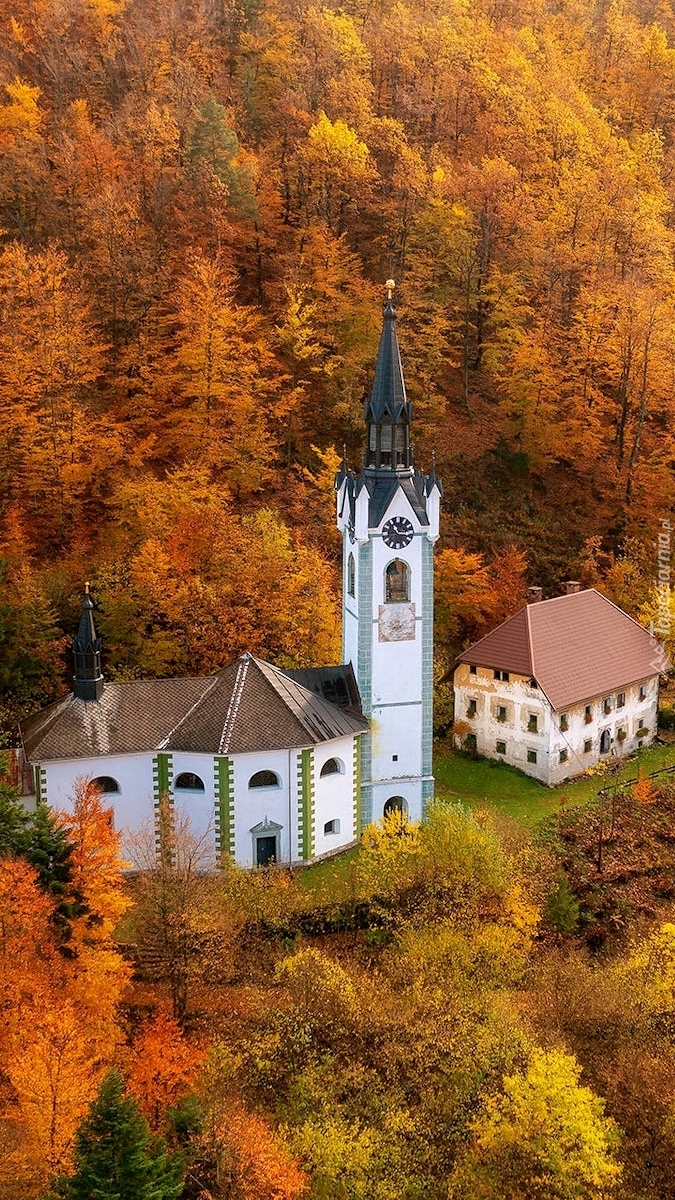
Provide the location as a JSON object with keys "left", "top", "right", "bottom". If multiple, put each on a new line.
{"left": 453, "top": 586, "right": 669, "bottom": 785}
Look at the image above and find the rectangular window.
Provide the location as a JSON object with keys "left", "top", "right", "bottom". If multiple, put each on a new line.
{"left": 639, "top": 685, "right": 647, "bottom": 701}
{"left": 493, "top": 669, "right": 510, "bottom": 682}
{"left": 496, "top": 740, "right": 506, "bottom": 755}
{"left": 527, "top": 714, "right": 538, "bottom": 733}
{"left": 585, "top": 705, "right": 593, "bottom": 723}
{"left": 496, "top": 705, "right": 507, "bottom": 722}
{"left": 584, "top": 739, "right": 592, "bottom": 753}
{"left": 527, "top": 749, "right": 537, "bottom": 764}
{"left": 560, "top": 748, "right": 568, "bottom": 764}
{"left": 469, "top": 664, "right": 477, "bottom": 675}
{"left": 638, "top": 718, "right": 645, "bottom": 730}
{"left": 617, "top": 692, "right": 625, "bottom": 708}
{"left": 560, "top": 713, "right": 569, "bottom": 731}
{"left": 467, "top": 699, "right": 477, "bottom": 718}
{"left": 603, "top": 697, "right": 612, "bottom": 715}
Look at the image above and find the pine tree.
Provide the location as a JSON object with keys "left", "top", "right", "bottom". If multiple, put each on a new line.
{"left": 0, "top": 766, "right": 29, "bottom": 856}
{"left": 46, "top": 1069, "right": 185, "bottom": 1200}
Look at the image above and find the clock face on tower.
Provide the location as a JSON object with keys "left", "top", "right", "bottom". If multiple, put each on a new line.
{"left": 382, "top": 516, "right": 414, "bottom": 549}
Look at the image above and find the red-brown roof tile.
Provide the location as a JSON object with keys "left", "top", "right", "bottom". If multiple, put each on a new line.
{"left": 457, "top": 589, "right": 669, "bottom": 711}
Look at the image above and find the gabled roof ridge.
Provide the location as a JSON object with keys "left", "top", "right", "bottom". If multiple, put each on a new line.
{"left": 157, "top": 672, "right": 221, "bottom": 750}
{"left": 219, "top": 655, "right": 250, "bottom": 753}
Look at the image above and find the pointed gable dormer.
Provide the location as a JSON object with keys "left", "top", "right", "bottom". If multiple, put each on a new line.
{"left": 72, "top": 584, "right": 103, "bottom": 702}
{"left": 364, "top": 280, "right": 412, "bottom": 472}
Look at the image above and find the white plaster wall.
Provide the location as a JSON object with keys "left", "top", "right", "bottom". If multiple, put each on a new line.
{"left": 370, "top": 702, "right": 423, "bottom": 784}
{"left": 548, "top": 676, "right": 660, "bottom": 784}
{"left": 368, "top": 493, "right": 427, "bottom": 782}
{"left": 313, "top": 735, "right": 358, "bottom": 857}
{"left": 371, "top": 778, "right": 423, "bottom": 823}
{"left": 455, "top": 666, "right": 662, "bottom": 786}
{"left": 170, "top": 753, "right": 218, "bottom": 860}
{"left": 42, "top": 753, "right": 156, "bottom": 860}
{"left": 231, "top": 748, "right": 296, "bottom": 868}
{"left": 454, "top": 666, "right": 551, "bottom": 784}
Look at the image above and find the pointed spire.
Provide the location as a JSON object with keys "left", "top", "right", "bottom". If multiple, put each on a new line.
{"left": 364, "top": 281, "right": 412, "bottom": 471}
{"left": 72, "top": 584, "right": 104, "bottom": 702}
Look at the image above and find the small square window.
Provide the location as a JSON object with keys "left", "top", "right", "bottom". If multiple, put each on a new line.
{"left": 392, "top": 754, "right": 398, "bottom": 761}
{"left": 496, "top": 705, "right": 507, "bottom": 722}
{"left": 638, "top": 718, "right": 645, "bottom": 730}
{"left": 527, "top": 749, "right": 537, "bottom": 764}
{"left": 560, "top": 713, "right": 568, "bottom": 731}
{"left": 617, "top": 692, "right": 625, "bottom": 708}
{"left": 496, "top": 740, "right": 506, "bottom": 755}
{"left": 527, "top": 714, "right": 538, "bottom": 733}
{"left": 503, "top": 671, "right": 510, "bottom": 682}
{"left": 584, "top": 738, "right": 592, "bottom": 753}
{"left": 639, "top": 685, "right": 647, "bottom": 701}
{"left": 493, "top": 669, "right": 510, "bottom": 682}
{"left": 560, "top": 748, "right": 568, "bottom": 763}
{"left": 467, "top": 699, "right": 477, "bottom": 718}
{"left": 469, "top": 664, "right": 477, "bottom": 675}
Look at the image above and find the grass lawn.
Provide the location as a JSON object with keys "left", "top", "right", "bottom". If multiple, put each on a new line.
{"left": 298, "top": 741, "right": 675, "bottom": 897}
{"left": 433, "top": 740, "right": 675, "bottom": 828}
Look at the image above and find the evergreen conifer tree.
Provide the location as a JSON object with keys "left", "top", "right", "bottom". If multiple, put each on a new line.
{"left": 0, "top": 768, "right": 29, "bottom": 856}
{"left": 19, "top": 802, "right": 83, "bottom": 948}
{"left": 46, "top": 1070, "right": 185, "bottom": 1200}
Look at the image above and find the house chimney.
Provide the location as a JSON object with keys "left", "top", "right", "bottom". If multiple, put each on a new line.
{"left": 527, "top": 586, "right": 543, "bottom": 603}
{"left": 563, "top": 580, "right": 581, "bottom": 595}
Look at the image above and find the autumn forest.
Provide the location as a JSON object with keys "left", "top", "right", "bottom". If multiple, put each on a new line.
{"left": 2, "top": 0, "right": 675, "bottom": 1195}
{"left": 1, "top": 0, "right": 675, "bottom": 724}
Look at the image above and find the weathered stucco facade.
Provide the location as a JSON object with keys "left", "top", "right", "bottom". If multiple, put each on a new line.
{"left": 453, "top": 662, "right": 660, "bottom": 785}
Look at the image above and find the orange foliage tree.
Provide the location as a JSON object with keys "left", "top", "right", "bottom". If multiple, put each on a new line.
{"left": 127, "top": 1012, "right": 204, "bottom": 1134}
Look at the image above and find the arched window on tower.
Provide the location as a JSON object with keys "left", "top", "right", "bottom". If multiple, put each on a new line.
{"left": 347, "top": 553, "right": 355, "bottom": 597}
{"left": 384, "top": 795, "right": 408, "bottom": 818}
{"left": 385, "top": 559, "right": 410, "bottom": 603}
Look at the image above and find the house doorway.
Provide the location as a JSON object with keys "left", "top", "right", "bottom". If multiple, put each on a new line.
{"left": 255, "top": 835, "right": 277, "bottom": 866}
{"left": 251, "top": 819, "right": 283, "bottom": 866}
{"left": 600, "top": 729, "right": 611, "bottom": 754}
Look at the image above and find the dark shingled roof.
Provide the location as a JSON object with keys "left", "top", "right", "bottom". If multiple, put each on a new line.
{"left": 284, "top": 663, "right": 362, "bottom": 715}
{"left": 456, "top": 589, "right": 670, "bottom": 711}
{"left": 22, "top": 655, "right": 368, "bottom": 763}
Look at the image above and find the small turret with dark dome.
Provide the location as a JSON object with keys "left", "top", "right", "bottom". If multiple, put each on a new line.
{"left": 72, "top": 584, "right": 103, "bottom": 702}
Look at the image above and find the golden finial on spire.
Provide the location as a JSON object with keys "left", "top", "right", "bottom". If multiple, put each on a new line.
{"left": 385, "top": 279, "right": 395, "bottom": 299}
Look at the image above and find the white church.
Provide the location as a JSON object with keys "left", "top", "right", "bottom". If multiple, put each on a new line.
{"left": 20, "top": 285, "right": 442, "bottom": 867}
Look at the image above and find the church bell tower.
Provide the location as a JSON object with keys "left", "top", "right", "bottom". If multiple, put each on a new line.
{"left": 336, "top": 282, "right": 441, "bottom": 827}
